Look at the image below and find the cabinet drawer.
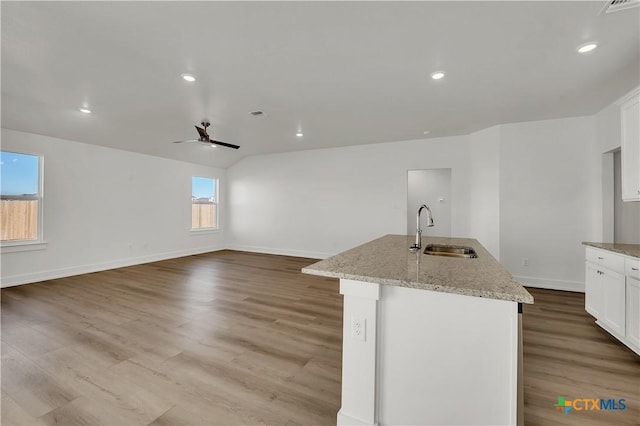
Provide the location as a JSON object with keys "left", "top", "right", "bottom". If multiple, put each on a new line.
{"left": 586, "top": 247, "right": 625, "bottom": 272}
{"left": 626, "top": 258, "right": 640, "bottom": 280}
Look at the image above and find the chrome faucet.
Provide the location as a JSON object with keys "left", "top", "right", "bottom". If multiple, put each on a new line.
{"left": 409, "top": 204, "right": 434, "bottom": 252}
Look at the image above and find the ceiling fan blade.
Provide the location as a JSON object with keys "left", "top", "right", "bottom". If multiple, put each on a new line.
{"left": 172, "top": 139, "right": 199, "bottom": 144}
{"left": 211, "top": 140, "right": 240, "bottom": 149}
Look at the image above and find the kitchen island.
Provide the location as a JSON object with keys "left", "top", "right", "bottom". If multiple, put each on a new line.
{"left": 303, "top": 235, "right": 533, "bottom": 426}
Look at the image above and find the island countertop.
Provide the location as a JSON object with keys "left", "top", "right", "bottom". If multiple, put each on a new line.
{"left": 582, "top": 241, "right": 640, "bottom": 259}
{"left": 302, "top": 234, "right": 534, "bottom": 304}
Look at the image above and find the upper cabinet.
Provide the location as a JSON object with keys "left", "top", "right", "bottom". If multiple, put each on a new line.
{"left": 618, "top": 87, "right": 640, "bottom": 202}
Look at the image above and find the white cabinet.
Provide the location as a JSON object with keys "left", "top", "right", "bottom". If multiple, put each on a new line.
{"left": 618, "top": 88, "right": 640, "bottom": 202}
{"left": 601, "top": 268, "right": 626, "bottom": 336}
{"left": 627, "top": 257, "right": 640, "bottom": 280}
{"left": 627, "top": 278, "right": 640, "bottom": 349}
{"left": 585, "top": 262, "right": 603, "bottom": 318}
{"left": 584, "top": 246, "right": 640, "bottom": 355}
{"left": 585, "top": 259, "right": 625, "bottom": 335}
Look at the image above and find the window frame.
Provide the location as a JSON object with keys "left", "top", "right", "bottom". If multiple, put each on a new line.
{"left": 190, "top": 176, "right": 219, "bottom": 233}
{"left": 1, "top": 149, "right": 47, "bottom": 252}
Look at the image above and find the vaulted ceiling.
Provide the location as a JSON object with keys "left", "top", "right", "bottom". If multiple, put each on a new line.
{"left": 2, "top": 1, "right": 639, "bottom": 167}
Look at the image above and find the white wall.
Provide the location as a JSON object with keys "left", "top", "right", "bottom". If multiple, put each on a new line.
{"left": 595, "top": 101, "right": 622, "bottom": 243}
{"left": 228, "top": 136, "right": 471, "bottom": 258}
{"left": 1, "top": 128, "right": 226, "bottom": 287}
{"left": 468, "top": 125, "right": 501, "bottom": 260}
{"left": 407, "top": 169, "right": 452, "bottom": 237}
{"left": 499, "top": 117, "right": 601, "bottom": 292}
{"left": 596, "top": 102, "right": 623, "bottom": 154}
{"left": 228, "top": 116, "right": 605, "bottom": 292}
{"left": 2, "top": 110, "right": 618, "bottom": 292}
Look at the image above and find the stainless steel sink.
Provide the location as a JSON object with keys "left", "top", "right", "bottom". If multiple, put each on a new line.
{"left": 424, "top": 244, "right": 478, "bottom": 258}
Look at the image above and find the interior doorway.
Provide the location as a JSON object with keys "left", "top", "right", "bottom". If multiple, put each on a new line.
{"left": 614, "top": 151, "right": 640, "bottom": 243}
{"left": 407, "top": 169, "right": 452, "bottom": 237}
{"left": 603, "top": 149, "right": 640, "bottom": 244}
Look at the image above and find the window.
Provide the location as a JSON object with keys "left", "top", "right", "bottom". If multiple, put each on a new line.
{"left": 191, "top": 176, "right": 218, "bottom": 230}
{"left": 1, "top": 151, "right": 43, "bottom": 245}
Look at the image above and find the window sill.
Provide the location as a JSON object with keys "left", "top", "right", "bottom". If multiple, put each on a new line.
{"left": 1, "top": 241, "right": 48, "bottom": 253}
{"left": 190, "top": 228, "right": 220, "bottom": 235}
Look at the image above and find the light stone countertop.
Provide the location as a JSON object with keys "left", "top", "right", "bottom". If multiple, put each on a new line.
{"left": 582, "top": 242, "right": 640, "bottom": 259}
{"left": 302, "top": 234, "right": 534, "bottom": 304}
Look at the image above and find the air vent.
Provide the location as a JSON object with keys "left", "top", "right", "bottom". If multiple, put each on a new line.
{"left": 249, "top": 110, "right": 264, "bottom": 116}
{"left": 602, "top": 0, "right": 639, "bottom": 13}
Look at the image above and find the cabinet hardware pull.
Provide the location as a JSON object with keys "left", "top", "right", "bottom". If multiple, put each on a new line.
{"left": 633, "top": 267, "right": 639, "bottom": 271}
{"left": 597, "top": 257, "right": 604, "bottom": 260}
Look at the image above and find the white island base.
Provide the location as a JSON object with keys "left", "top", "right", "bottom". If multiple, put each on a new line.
{"left": 338, "top": 278, "right": 521, "bottom": 426}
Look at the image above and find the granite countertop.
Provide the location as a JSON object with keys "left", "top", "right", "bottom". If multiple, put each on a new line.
{"left": 302, "top": 234, "right": 534, "bottom": 304}
{"left": 582, "top": 242, "right": 640, "bottom": 259}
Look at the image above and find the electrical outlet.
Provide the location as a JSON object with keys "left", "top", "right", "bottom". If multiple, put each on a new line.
{"left": 522, "top": 258, "right": 529, "bottom": 267}
{"left": 352, "top": 317, "right": 366, "bottom": 341}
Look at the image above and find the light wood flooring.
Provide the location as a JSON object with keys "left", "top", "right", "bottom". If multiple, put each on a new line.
{"left": 2, "top": 251, "right": 343, "bottom": 425}
{"left": 1, "top": 251, "right": 639, "bottom": 425}
{"left": 523, "top": 288, "right": 639, "bottom": 425}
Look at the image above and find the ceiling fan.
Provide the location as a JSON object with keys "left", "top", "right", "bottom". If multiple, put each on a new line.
{"left": 173, "top": 120, "right": 240, "bottom": 149}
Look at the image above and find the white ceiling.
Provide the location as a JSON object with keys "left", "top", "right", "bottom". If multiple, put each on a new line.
{"left": 2, "top": 1, "right": 639, "bottom": 168}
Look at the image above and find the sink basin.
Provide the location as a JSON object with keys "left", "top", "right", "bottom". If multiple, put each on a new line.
{"left": 424, "top": 244, "right": 478, "bottom": 258}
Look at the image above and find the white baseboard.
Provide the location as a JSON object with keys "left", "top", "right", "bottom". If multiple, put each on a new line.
{"left": 513, "top": 275, "right": 584, "bottom": 293}
{"left": 228, "top": 244, "right": 332, "bottom": 260}
{"left": 337, "top": 410, "right": 377, "bottom": 426}
{"left": 1, "top": 245, "right": 225, "bottom": 288}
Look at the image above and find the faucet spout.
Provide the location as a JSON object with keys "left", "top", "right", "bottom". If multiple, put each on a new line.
{"left": 409, "top": 204, "right": 434, "bottom": 252}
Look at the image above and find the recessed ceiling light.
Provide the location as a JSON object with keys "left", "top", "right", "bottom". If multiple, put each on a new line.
{"left": 181, "top": 73, "right": 196, "bottom": 82}
{"left": 423, "top": 130, "right": 431, "bottom": 135}
{"left": 576, "top": 42, "right": 598, "bottom": 54}
{"left": 430, "top": 71, "right": 445, "bottom": 80}
{"left": 296, "top": 132, "right": 304, "bottom": 137}
{"left": 79, "top": 107, "right": 92, "bottom": 114}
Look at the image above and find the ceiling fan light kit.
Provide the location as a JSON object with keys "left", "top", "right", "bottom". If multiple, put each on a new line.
{"left": 173, "top": 120, "right": 240, "bottom": 149}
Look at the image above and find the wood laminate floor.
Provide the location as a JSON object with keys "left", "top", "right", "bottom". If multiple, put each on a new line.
{"left": 1, "top": 251, "right": 639, "bottom": 425}
{"left": 1, "top": 251, "right": 343, "bottom": 425}
{"left": 523, "top": 288, "right": 639, "bottom": 426}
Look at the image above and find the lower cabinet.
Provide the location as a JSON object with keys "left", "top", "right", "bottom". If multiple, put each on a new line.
{"left": 627, "top": 278, "right": 640, "bottom": 349}
{"left": 584, "top": 246, "right": 639, "bottom": 355}
{"left": 585, "top": 262, "right": 604, "bottom": 318}
{"left": 585, "top": 261, "right": 625, "bottom": 336}
{"left": 601, "top": 268, "right": 626, "bottom": 336}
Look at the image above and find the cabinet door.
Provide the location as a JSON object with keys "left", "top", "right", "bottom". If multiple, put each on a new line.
{"left": 601, "top": 268, "right": 626, "bottom": 337}
{"left": 626, "top": 278, "right": 640, "bottom": 349}
{"left": 621, "top": 92, "right": 639, "bottom": 201}
{"left": 585, "top": 262, "right": 603, "bottom": 319}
